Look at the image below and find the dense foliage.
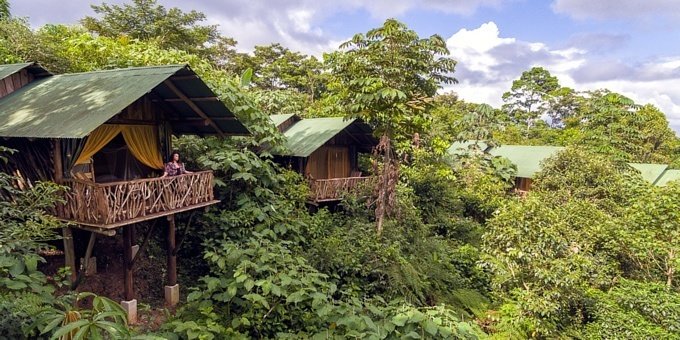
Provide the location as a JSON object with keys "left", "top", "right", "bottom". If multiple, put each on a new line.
{"left": 1, "top": 1, "right": 680, "bottom": 338}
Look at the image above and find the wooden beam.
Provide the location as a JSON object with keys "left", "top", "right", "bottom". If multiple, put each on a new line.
{"left": 104, "top": 120, "right": 156, "bottom": 126}
{"left": 53, "top": 139, "right": 63, "bottom": 183}
{"left": 72, "top": 231, "right": 97, "bottom": 289}
{"left": 147, "top": 92, "right": 183, "bottom": 121}
{"left": 167, "top": 215, "right": 177, "bottom": 286}
{"left": 123, "top": 225, "right": 134, "bottom": 301}
{"left": 154, "top": 97, "right": 219, "bottom": 102}
{"left": 163, "top": 80, "right": 225, "bottom": 137}
{"left": 170, "top": 75, "right": 199, "bottom": 81}
{"left": 131, "top": 220, "right": 156, "bottom": 266}
{"left": 169, "top": 117, "right": 237, "bottom": 122}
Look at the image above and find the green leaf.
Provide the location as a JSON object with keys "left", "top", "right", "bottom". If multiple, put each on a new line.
{"left": 391, "top": 314, "right": 409, "bottom": 327}
{"left": 423, "top": 320, "right": 438, "bottom": 336}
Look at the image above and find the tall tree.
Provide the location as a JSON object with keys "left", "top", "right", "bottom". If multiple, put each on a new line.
{"left": 328, "top": 19, "right": 457, "bottom": 234}
{"left": 502, "top": 67, "right": 561, "bottom": 128}
{"left": 228, "top": 43, "right": 326, "bottom": 101}
{"left": 81, "top": 0, "right": 222, "bottom": 57}
{"left": 576, "top": 91, "right": 679, "bottom": 163}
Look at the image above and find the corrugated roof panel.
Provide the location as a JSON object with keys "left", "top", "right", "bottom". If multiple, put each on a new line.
{"left": 0, "top": 64, "right": 249, "bottom": 138}
{"left": 270, "top": 114, "right": 295, "bottom": 127}
{"left": 0, "top": 63, "right": 33, "bottom": 80}
{"left": 627, "top": 163, "right": 668, "bottom": 184}
{"left": 654, "top": 169, "right": 680, "bottom": 186}
{"left": 489, "top": 145, "right": 565, "bottom": 178}
{"left": 0, "top": 65, "right": 185, "bottom": 138}
{"left": 278, "top": 117, "right": 356, "bottom": 157}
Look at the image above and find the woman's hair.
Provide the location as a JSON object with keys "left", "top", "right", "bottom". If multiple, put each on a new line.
{"left": 168, "top": 150, "right": 181, "bottom": 163}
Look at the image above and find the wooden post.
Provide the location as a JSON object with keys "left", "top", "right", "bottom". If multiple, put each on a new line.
{"left": 62, "top": 227, "right": 77, "bottom": 283}
{"left": 165, "top": 215, "right": 179, "bottom": 306}
{"left": 167, "top": 215, "right": 177, "bottom": 286}
{"left": 123, "top": 225, "right": 134, "bottom": 301}
{"left": 53, "top": 139, "right": 63, "bottom": 183}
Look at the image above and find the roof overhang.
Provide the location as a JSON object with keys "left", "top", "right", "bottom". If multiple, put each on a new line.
{"left": 0, "top": 64, "right": 249, "bottom": 138}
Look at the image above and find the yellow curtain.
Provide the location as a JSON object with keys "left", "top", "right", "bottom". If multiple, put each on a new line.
{"left": 121, "top": 125, "right": 164, "bottom": 169}
{"left": 75, "top": 125, "right": 122, "bottom": 165}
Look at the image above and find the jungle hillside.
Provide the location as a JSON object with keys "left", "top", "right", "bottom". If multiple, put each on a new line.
{"left": 1, "top": 0, "right": 680, "bottom": 339}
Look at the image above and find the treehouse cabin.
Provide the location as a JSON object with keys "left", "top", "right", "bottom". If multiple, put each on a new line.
{"left": 0, "top": 62, "right": 249, "bottom": 322}
{"left": 448, "top": 142, "right": 678, "bottom": 194}
{"left": 269, "top": 114, "right": 377, "bottom": 203}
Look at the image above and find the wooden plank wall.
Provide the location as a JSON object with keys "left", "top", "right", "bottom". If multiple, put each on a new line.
{"left": 305, "top": 146, "right": 350, "bottom": 179}
{"left": 0, "top": 70, "right": 34, "bottom": 99}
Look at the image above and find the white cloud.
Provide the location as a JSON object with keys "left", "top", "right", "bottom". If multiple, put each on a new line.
{"left": 552, "top": 0, "right": 680, "bottom": 20}
{"left": 13, "top": 0, "right": 511, "bottom": 56}
{"left": 444, "top": 21, "right": 680, "bottom": 131}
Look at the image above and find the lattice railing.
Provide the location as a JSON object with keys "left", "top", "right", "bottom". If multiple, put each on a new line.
{"left": 309, "top": 177, "right": 373, "bottom": 202}
{"left": 57, "top": 171, "right": 215, "bottom": 226}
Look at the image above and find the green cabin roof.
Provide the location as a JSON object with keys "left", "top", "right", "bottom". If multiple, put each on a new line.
{"left": 627, "top": 163, "right": 668, "bottom": 184}
{"left": 272, "top": 116, "right": 357, "bottom": 157}
{"left": 448, "top": 142, "right": 564, "bottom": 178}
{"left": 269, "top": 113, "right": 296, "bottom": 127}
{"left": 655, "top": 169, "right": 680, "bottom": 186}
{"left": 489, "top": 145, "right": 565, "bottom": 179}
{"left": 0, "top": 64, "right": 248, "bottom": 138}
{"left": 0, "top": 62, "right": 51, "bottom": 81}
{"left": 448, "top": 141, "right": 680, "bottom": 186}
{"left": 0, "top": 62, "right": 33, "bottom": 80}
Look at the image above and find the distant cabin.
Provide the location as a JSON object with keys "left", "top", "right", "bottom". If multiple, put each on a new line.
{"left": 448, "top": 141, "right": 680, "bottom": 193}
{"left": 0, "top": 62, "right": 249, "bottom": 322}
{"left": 269, "top": 114, "right": 377, "bottom": 202}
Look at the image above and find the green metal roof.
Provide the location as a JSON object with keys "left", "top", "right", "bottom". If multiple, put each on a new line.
{"left": 448, "top": 142, "right": 564, "bottom": 178}
{"left": 0, "top": 64, "right": 248, "bottom": 138}
{"left": 447, "top": 141, "right": 490, "bottom": 155}
{"left": 270, "top": 114, "right": 296, "bottom": 127}
{"left": 655, "top": 169, "right": 680, "bottom": 186}
{"left": 275, "top": 117, "right": 356, "bottom": 157}
{"left": 627, "top": 163, "right": 668, "bottom": 184}
{"left": 0, "top": 62, "right": 51, "bottom": 81}
{"left": 0, "top": 63, "right": 33, "bottom": 80}
{"left": 489, "top": 145, "right": 565, "bottom": 178}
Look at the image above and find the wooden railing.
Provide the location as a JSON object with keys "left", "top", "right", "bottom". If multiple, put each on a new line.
{"left": 57, "top": 171, "right": 216, "bottom": 227}
{"left": 309, "top": 177, "right": 373, "bottom": 202}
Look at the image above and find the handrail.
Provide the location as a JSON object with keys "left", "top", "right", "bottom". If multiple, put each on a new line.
{"left": 63, "top": 170, "right": 213, "bottom": 188}
{"left": 309, "top": 176, "right": 373, "bottom": 202}
{"left": 57, "top": 171, "right": 216, "bottom": 227}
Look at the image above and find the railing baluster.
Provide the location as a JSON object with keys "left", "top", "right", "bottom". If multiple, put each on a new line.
{"left": 56, "top": 171, "right": 215, "bottom": 226}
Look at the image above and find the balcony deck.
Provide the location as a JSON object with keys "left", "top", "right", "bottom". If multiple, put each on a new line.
{"left": 56, "top": 171, "right": 218, "bottom": 233}
{"left": 309, "top": 176, "right": 373, "bottom": 202}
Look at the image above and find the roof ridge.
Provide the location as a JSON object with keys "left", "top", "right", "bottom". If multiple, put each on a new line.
{"left": 54, "top": 64, "right": 187, "bottom": 77}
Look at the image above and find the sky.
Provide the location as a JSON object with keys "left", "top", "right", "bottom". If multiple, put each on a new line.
{"left": 11, "top": 0, "right": 680, "bottom": 130}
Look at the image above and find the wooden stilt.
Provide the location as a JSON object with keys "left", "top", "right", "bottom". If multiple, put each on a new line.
{"left": 62, "top": 227, "right": 77, "bottom": 284}
{"left": 167, "top": 215, "right": 177, "bottom": 286}
{"left": 123, "top": 225, "right": 134, "bottom": 301}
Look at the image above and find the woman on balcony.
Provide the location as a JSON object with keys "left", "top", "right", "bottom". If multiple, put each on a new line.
{"left": 161, "top": 151, "right": 192, "bottom": 177}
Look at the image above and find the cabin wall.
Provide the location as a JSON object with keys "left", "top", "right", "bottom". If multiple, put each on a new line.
{"left": 0, "top": 70, "right": 35, "bottom": 99}
{"left": 304, "top": 145, "right": 351, "bottom": 179}
{"left": 515, "top": 177, "right": 532, "bottom": 192}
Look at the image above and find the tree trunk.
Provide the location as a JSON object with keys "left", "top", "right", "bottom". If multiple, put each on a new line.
{"left": 667, "top": 249, "right": 675, "bottom": 288}
{"left": 376, "top": 134, "right": 391, "bottom": 236}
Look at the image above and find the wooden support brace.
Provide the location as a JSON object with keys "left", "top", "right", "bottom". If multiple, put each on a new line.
{"left": 72, "top": 231, "right": 97, "bottom": 288}
{"left": 163, "top": 80, "right": 225, "bottom": 137}
{"left": 131, "top": 220, "right": 157, "bottom": 266}
{"left": 172, "top": 211, "right": 195, "bottom": 256}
